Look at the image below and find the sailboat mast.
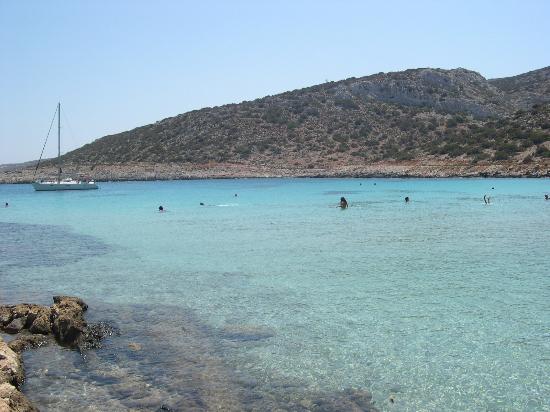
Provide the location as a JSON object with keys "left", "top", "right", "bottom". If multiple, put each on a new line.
{"left": 57, "top": 102, "right": 61, "bottom": 183}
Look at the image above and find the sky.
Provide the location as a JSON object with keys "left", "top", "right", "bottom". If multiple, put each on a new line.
{"left": 1, "top": 0, "right": 549, "bottom": 164}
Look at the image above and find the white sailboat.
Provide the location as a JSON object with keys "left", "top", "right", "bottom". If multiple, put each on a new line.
{"left": 33, "top": 102, "right": 98, "bottom": 191}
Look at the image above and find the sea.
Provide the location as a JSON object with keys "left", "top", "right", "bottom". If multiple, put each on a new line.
{"left": 1, "top": 178, "right": 549, "bottom": 411}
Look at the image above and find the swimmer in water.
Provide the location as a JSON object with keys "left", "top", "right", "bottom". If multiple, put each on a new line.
{"left": 483, "top": 195, "right": 490, "bottom": 205}
{"left": 545, "top": 194, "right": 549, "bottom": 200}
{"left": 158, "top": 205, "right": 164, "bottom": 212}
{"left": 200, "top": 202, "right": 205, "bottom": 206}
{"left": 339, "top": 197, "right": 348, "bottom": 209}
{"left": 405, "top": 196, "right": 410, "bottom": 203}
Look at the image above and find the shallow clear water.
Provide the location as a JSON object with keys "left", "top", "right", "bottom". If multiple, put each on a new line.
{"left": 1, "top": 178, "right": 549, "bottom": 411}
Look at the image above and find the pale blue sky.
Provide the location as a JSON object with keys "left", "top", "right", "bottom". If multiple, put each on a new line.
{"left": 1, "top": 0, "right": 549, "bottom": 164}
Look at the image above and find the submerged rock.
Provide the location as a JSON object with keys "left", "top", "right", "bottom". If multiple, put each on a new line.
{"left": 77, "top": 322, "right": 120, "bottom": 351}
{"left": 220, "top": 325, "right": 276, "bottom": 342}
{"left": 156, "top": 404, "right": 174, "bottom": 412}
{"left": 290, "top": 388, "right": 377, "bottom": 412}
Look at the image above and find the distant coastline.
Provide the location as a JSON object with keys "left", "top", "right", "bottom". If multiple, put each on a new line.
{"left": 0, "top": 160, "right": 548, "bottom": 184}
{"left": 4, "top": 67, "right": 549, "bottom": 184}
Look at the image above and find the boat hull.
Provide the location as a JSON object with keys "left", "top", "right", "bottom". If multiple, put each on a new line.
{"left": 32, "top": 182, "right": 98, "bottom": 191}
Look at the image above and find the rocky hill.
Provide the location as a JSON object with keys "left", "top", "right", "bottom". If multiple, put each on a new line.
{"left": 3, "top": 66, "right": 550, "bottom": 182}
{"left": 489, "top": 66, "right": 550, "bottom": 109}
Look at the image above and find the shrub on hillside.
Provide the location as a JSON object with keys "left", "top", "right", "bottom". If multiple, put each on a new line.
{"left": 446, "top": 118, "right": 458, "bottom": 128}
{"left": 287, "top": 121, "right": 299, "bottom": 130}
{"left": 337, "top": 143, "right": 350, "bottom": 152}
{"left": 235, "top": 144, "right": 252, "bottom": 158}
{"left": 396, "top": 118, "right": 416, "bottom": 131}
{"left": 494, "top": 151, "right": 510, "bottom": 160}
{"left": 496, "top": 142, "right": 518, "bottom": 154}
{"left": 304, "top": 107, "right": 320, "bottom": 117}
{"left": 528, "top": 130, "right": 547, "bottom": 145}
{"left": 263, "top": 106, "right": 288, "bottom": 124}
{"left": 334, "top": 97, "right": 359, "bottom": 110}
{"left": 396, "top": 151, "right": 413, "bottom": 160}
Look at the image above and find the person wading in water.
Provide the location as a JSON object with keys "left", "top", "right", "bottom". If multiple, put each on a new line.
{"left": 339, "top": 197, "right": 348, "bottom": 209}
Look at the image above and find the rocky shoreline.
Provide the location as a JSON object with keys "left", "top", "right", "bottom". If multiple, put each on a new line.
{"left": 0, "top": 160, "right": 549, "bottom": 184}
{"left": 0, "top": 296, "right": 115, "bottom": 412}
{"left": 1, "top": 296, "right": 381, "bottom": 411}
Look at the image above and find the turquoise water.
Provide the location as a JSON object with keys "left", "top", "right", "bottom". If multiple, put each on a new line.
{"left": 1, "top": 178, "right": 549, "bottom": 411}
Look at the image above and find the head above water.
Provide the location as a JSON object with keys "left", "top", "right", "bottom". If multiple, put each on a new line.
{"left": 158, "top": 205, "right": 164, "bottom": 211}
{"left": 339, "top": 197, "right": 348, "bottom": 208}
{"left": 405, "top": 196, "right": 410, "bottom": 203}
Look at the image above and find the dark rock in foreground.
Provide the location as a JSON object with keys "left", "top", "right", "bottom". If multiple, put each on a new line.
{"left": 50, "top": 295, "right": 88, "bottom": 347}
{"left": 0, "top": 296, "right": 115, "bottom": 351}
{"left": 0, "top": 296, "right": 114, "bottom": 412}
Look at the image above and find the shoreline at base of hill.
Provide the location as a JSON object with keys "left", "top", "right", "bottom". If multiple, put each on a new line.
{"left": 1, "top": 160, "right": 549, "bottom": 184}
